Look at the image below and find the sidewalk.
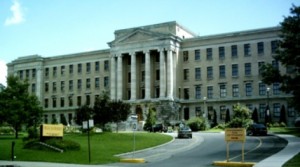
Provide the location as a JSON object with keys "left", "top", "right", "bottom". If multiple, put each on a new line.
{"left": 254, "top": 134, "right": 300, "bottom": 167}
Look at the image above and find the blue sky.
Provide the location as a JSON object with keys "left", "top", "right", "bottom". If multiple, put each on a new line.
{"left": 1, "top": 0, "right": 299, "bottom": 86}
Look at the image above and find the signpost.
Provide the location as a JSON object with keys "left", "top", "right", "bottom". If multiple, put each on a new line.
{"left": 131, "top": 115, "right": 138, "bottom": 158}
{"left": 83, "top": 119, "right": 94, "bottom": 163}
{"left": 224, "top": 128, "right": 246, "bottom": 162}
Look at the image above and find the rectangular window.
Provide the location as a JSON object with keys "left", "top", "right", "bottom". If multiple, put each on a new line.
{"left": 86, "top": 78, "right": 91, "bottom": 89}
{"left": 257, "top": 42, "right": 264, "bottom": 55}
{"left": 31, "top": 83, "right": 36, "bottom": 93}
{"left": 52, "top": 98, "right": 57, "bottom": 108}
{"left": 52, "top": 82, "right": 57, "bottom": 92}
{"left": 273, "top": 103, "right": 281, "bottom": 117}
{"left": 128, "top": 72, "right": 131, "bottom": 83}
{"left": 258, "top": 62, "right": 265, "bottom": 75}
{"left": 45, "top": 83, "right": 49, "bottom": 92}
{"left": 32, "top": 69, "right": 36, "bottom": 78}
{"left": 195, "top": 85, "right": 201, "bottom": 99}
{"left": 26, "top": 69, "right": 30, "bottom": 79}
{"left": 61, "top": 65, "right": 65, "bottom": 75}
{"left": 206, "top": 48, "right": 212, "bottom": 60}
{"left": 232, "top": 64, "right": 238, "bottom": 77}
{"left": 195, "top": 67, "right": 201, "bottom": 80}
{"left": 244, "top": 43, "right": 251, "bottom": 56}
{"left": 288, "top": 106, "right": 295, "bottom": 117}
{"left": 95, "top": 78, "right": 100, "bottom": 89}
{"left": 45, "top": 68, "right": 49, "bottom": 77}
{"left": 259, "top": 83, "right": 266, "bottom": 96}
{"left": 195, "top": 106, "right": 202, "bottom": 117}
{"left": 86, "top": 95, "right": 90, "bottom": 105}
{"left": 231, "top": 45, "right": 238, "bottom": 57}
{"left": 232, "top": 84, "right": 239, "bottom": 97}
{"left": 183, "top": 51, "right": 189, "bottom": 62}
{"left": 77, "top": 79, "right": 82, "bottom": 90}
{"left": 207, "top": 86, "right": 213, "bottom": 99}
{"left": 95, "top": 61, "right": 99, "bottom": 71}
{"left": 245, "top": 63, "right": 252, "bottom": 76}
{"left": 220, "top": 106, "right": 226, "bottom": 120}
{"left": 44, "top": 98, "right": 48, "bottom": 108}
{"left": 259, "top": 103, "right": 266, "bottom": 118}
{"left": 53, "top": 67, "right": 57, "bottom": 77}
{"left": 207, "top": 66, "right": 213, "bottom": 79}
{"left": 184, "top": 88, "right": 189, "bottom": 100}
{"left": 141, "top": 71, "right": 145, "bottom": 82}
{"left": 219, "top": 47, "right": 225, "bottom": 59}
{"left": 219, "top": 65, "right": 226, "bottom": 78}
{"left": 77, "top": 96, "right": 81, "bottom": 106}
{"left": 60, "top": 97, "right": 65, "bottom": 107}
{"left": 245, "top": 83, "right": 252, "bottom": 96}
{"left": 69, "top": 64, "right": 73, "bottom": 74}
{"left": 104, "top": 76, "right": 109, "bottom": 88}
{"left": 104, "top": 60, "right": 109, "bottom": 71}
{"left": 272, "top": 60, "right": 279, "bottom": 70}
{"left": 68, "top": 96, "right": 73, "bottom": 107}
{"left": 183, "top": 69, "right": 189, "bottom": 80}
{"left": 156, "top": 70, "right": 160, "bottom": 80}
{"left": 61, "top": 81, "right": 65, "bottom": 92}
{"left": 220, "top": 84, "right": 227, "bottom": 98}
{"left": 86, "top": 62, "right": 91, "bottom": 73}
{"left": 271, "top": 40, "right": 279, "bottom": 54}
{"left": 195, "top": 49, "right": 200, "bottom": 60}
{"left": 77, "top": 64, "right": 82, "bottom": 74}
{"left": 273, "top": 83, "right": 280, "bottom": 95}
{"left": 69, "top": 80, "right": 73, "bottom": 91}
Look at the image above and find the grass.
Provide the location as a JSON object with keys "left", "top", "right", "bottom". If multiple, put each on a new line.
{"left": 270, "top": 127, "right": 300, "bottom": 137}
{"left": 0, "top": 132, "right": 172, "bottom": 164}
{"left": 283, "top": 152, "right": 300, "bottom": 167}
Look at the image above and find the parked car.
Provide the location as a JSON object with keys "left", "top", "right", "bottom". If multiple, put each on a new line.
{"left": 178, "top": 125, "right": 192, "bottom": 138}
{"left": 148, "top": 124, "right": 167, "bottom": 132}
{"left": 247, "top": 123, "right": 268, "bottom": 136}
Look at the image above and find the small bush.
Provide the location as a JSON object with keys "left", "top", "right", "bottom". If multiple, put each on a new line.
{"left": 27, "top": 127, "right": 39, "bottom": 139}
{"left": 0, "top": 126, "right": 15, "bottom": 134}
{"left": 187, "top": 117, "right": 209, "bottom": 131}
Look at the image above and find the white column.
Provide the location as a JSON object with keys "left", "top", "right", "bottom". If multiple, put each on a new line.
{"left": 159, "top": 49, "right": 166, "bottom": 98}
{"left": 110, "top": 56, "right": 116, "bottom": 100}
{"left": 130, "top": 52, "right": 136, "bottom": 100}
{"left": 167, "top": 49, "right": 173, "bottom": 99}
{"left": 117, "top": 55, "right": 123, "bottom": 100}
{"left": 145, "top": 51, "right": 151, "bottom": 99}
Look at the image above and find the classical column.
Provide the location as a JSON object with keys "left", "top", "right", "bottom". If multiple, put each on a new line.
{"left": 167, "top": 49, "right": 174, "bottom": 99}
{"left": 159, "top": 49, "right": 166, "bottom": 98}
{"left": 144, "top": 51, "right": 151, "bottom": 99}
{"left": 117, "top": 55, "right": 123, "bottom": 100}
{"left": 110, "top": 56, "right": 116, "bottom": 100}
{"left": 130, "top": 52, "right": 136, "bottom": 100}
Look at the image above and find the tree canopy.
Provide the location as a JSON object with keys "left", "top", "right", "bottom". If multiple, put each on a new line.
{"left": 0, "top": 75, "right": 43, "bottom": 138}
{"left": 261, "top": 5, "right": 300, "bottom": 112}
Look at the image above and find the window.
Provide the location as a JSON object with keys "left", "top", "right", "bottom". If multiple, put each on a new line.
{"left": 195, "top": 49, "right": 200, "bottom": 60}
{"left": 104, "top": 60, "right": 109, "bottom": 71}
{"left": 45, "top": 68, "right": 49, "bottom": 77}
{"left": 195, "top": 85, "right": 201, "bottom": 99}
{"left": 288, "top": 106, "right": 295, "bottom": 117}
{"left": 257, "top": 42, "right": 264, "bottom": 55}
{"left": 60, "top": 97, "right": 65, "bottom": 107}
{"left": 77, "top": 64, "right": 82, "bottom": 74}
{"left": 231, "top": 45, "right": 237, "bottom": 57}
{"left": 232, "top": 84, "right": 239, "bottom": 97}
{"left": 61, "top": 81, "right": 65, "bottom": 92}
{"left": 183, "top": 69, "right": 189, "bottom": 80}
{"left": 95, "top": 78, "right": 100, "bottom": 89}
{"left": 68, "top": 113, "right": 72, "bottom": 125}
{"left": 245, "top": 63, "right": 252, "bottom": 76}
{"left": 32, "top": 69, "right": 36, "bottom": 78}
{"left": 273, "top": 103, "right": 281, "bottom": 117}
{"left": 86, "top": 78, "right": 91, "bottom": 89}
{"left": 259, "top": 83, "right": 266, "bottom": 96}
{"left": 128, "top": 72, "right": 131, "bottom": 83}
{"left": 86, "top": 62, "right": 91, "bottom": 73}
{"left": 104, "top": 76, "right": 109, "bottom": 88}
{"left": 53, "top": 67, "right": 57, "bottom": 77}
{"left": 69, "top": 80, "right": 73, "bottom": 91}
{"left": 26, "top": 69, "right": 30, "bottom": 79}
{"left": 77, "top": 96, "right": 81, "bottom": 106}
{"left": 273, "top": 83, "right": 280, "bottom": 95}
{"left": 95, "top": 61, "right": 99, "bottom": 71}
{"left": 207, "top": 66, "right": 213, "bottom": 79}
{"left": 141, "top": 71, "right": 145, "bottom": 82}
{"left": 184, "top": 108, "right": 190, "bottom": 120}
{"left": 155, "top": 88, "right": 159, "bottom": 98}
{"left": 220, "top": 84, "right": 226, "bottom": 98}
{"left": 220, "top": 106, "right": 226, "bottom": 120}
{"left": 68, "top": 96, "right": 73, "bottom": 107}
{"left": 195, "top": 106, "right": 202, "bottom": 117}
{"left": 272, "top": 60, "right": 279, "bottom": 70}
{"left": 184, "top": 88, "right": 189, "bottom": 99}
{"left": 206, "top": 48, "right": 212, "bottom": 60}
{"left": 244, "top": 43, "right": 251, "bottom": 56}
{"left": 183, "top": 51, "right": 189, "bottom": 62}
{"left": 52, "top": 82, "right": 57, "bottom": 92}
{"left": 219, "top": 65, "right": 226, "bottom": 78}
{"left": 259, "top": 103, "right": 266, "bottom": 118}
{"left": 86, "top": 95, "right": 90, "bottom": 105}
{"left": 195, "top": 67, "right": 201, "bottom": 80}
{"left": 128, "top": 57, "right": 131, "bottom": 65}
{"left": 77, "top": 79, "right": 82, "bottom": 90}
{"left": 44, "top": 99, "right": 48, "bottom": 108}
{"left": 156, "top": 70, "right": 160, "bottom": 80}
{"left": 207, "top": 86, "right": 213, "bottom": 99}
{"left": 219, "top": 47, "right": 225, "bottom": 59}
{"left": 69, "top": 64, "right": 73, "bottom": 74}
{"left": 45, "top": 83, "right": 49, "bottom": 92}
{"left": 258, "top": 62, "right": 265, "bottom": 75}
{"left": 19, "top": 70, "right": 23, "bottom": 79}
{"left": 271, "top": 40, "right": 279, "bottom": 54}
{"left": 52, "top": 97, "right": 57, "bottom": 108}
{"left": 61, "top": 65, "right": 65, "bottom": 75}
{"left": 245, "top": 83, "right": 252, "bottom": 96}
{"left": 31, "top": 83, "right": 36, "bottom": 93}
{"left": 232, "top": 64, "right": 238, "bottom": 77}
{"left": 246, "top": 104, "right": 253, "bottom": 111}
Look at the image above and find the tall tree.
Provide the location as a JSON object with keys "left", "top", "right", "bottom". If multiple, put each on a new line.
{"left": 261, "top": 5, "right": 300, "bottom": 112}
{"left": 251, "top": 107, "right": 259, "bottom": 123}
{"left": 93, "top": 91, "right": 111, "bottom": 128}
{"left": 279, "top": 105, "right": 287, "bottom": 124}
{"left": 144, "top": 108, "right": 156, "bottom": 131}
{"left": 75, "top": 104, "right": 93, "bottom": 125}
{"left": 225, "top": 108, "right": 231, "bottom": 123}
{"left": 0, "top": 75, "right": 43, "bottom": 138}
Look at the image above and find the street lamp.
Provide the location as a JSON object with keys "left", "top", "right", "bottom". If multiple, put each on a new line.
{"left": 203, "top": 97, "right": 207, "bottom": 118}
{"left": 266, "top": 87, "right": 270, "bottom": 107}
{"left": 265, "top": 87, "right": 270, "bottom": 125}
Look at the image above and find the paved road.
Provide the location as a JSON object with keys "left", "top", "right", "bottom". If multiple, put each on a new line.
{"left": 112, "top": 132, "right": 287, "bottom": 167}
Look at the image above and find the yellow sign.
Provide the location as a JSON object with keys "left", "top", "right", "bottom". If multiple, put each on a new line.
{"left": 42, "top": 124, "right": 64, "bottom": 137}
{"left": 225, "top": 128, "right": 246, "bottom": 142}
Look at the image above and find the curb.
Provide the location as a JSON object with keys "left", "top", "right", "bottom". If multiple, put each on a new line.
{"left": 213, "top": 161, "right": 256, "bottom": 167}
{"left": 120, "top": 158, "right": 145, "bottom": 163}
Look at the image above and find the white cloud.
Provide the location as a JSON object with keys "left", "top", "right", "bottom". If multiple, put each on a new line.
{"left": 0, "top": 60, "right": 7, "bottom": 86}
{"left": 4, "top": 0, "right": 25, "bottom": 26}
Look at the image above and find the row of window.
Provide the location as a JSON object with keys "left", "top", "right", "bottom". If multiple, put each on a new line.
{"left": 44, "top": 94, "right": 100, "bottom": 108}
{"left": 180, "top": 82, "right": 281, "bottom": 100}
{"left": 44, "top": 77, "right": 109, "bottom": 93}
{"left": 44, "top": 61, "right": 109, "bottom": 78}
{"left": 19, "top": 69, "right": 36, "bottom": 80}
{"left": 183, "top": 40, "right": 279, "bottom": 62}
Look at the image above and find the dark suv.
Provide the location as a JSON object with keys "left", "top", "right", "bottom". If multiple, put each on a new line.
{"left": 148, "top": 124, "right": 167, "bottom": 132}
{"left": 247, "top": 123, "right": 268, "bottom": 136}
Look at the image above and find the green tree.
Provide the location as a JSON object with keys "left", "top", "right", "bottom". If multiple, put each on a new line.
{"left": 225, "top": 108, "right": 231, "bottom": 123}
{"left": 110, "top": 100, "right": 131, "bottom": 132}
{"left": 93, "top": 92, "right": 111, "bottom": 128}
{"left": 144, "top": 108, "right": 156, "bottom": 131}
{"left": 75, "top": 104, "right": 93, "bottom": 125}
{"left": 226, "top": 104, "right": 252, "bottom": 128}
{"left": 261, "top": 5, "right": 300, "bottom": 112}
{"left": 0, "top": 75, "right": 43, "bottom": 138}
{"left": 279, "top": 105, "right": 287, "bottom": 124}
{"left": 60, "top": 114, "right": 68, "bottom": 126}
{"left": 251, "top": 107, "right": 259, "bottom": 124}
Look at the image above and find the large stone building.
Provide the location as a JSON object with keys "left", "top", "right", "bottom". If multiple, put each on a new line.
{"left": 7, "top": 21, "right": 297, "bottom": 127}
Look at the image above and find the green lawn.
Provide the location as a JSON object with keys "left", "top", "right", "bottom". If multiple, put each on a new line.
{"left": 0, "top": 132, "right": 172, "bottom": 164}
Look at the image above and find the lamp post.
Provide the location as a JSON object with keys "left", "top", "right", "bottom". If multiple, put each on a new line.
{"left": 266, "top": 87, "right": 270, "bottom": 126}
{"left": 203, "top": 97, "right": 207, "bottom": 118}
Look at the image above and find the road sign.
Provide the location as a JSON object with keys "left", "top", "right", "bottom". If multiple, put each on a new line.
{"left": 225, "top": 128, "right": 246, "bottom": 142}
